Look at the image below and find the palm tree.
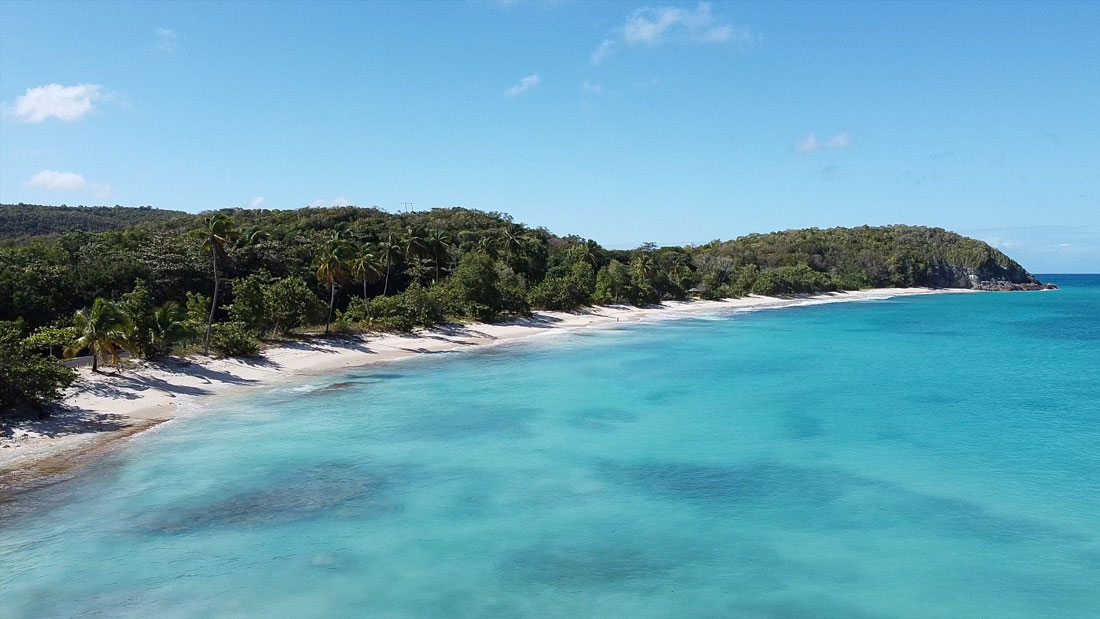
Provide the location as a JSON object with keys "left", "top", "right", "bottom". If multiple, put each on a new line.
{"left": 199, "top": 212, "right": 234, "bottom": 355}
{"left": 572, "top": 241, "right": 599, "bottom": 269}
{"left": 314, "top": 234, "right": 352, "bottom": 335}
{"left": 235, "top": 225, "right": 269, "bottom": 248}
{"left": 404, "top": 226, "right": 430, "bottom": 263}
{"left": 150, "top": 302, "right": 195, "bottom": 356}
{"left": 501, "top": 223, "right": 527, "bottom": 258}
{"left": 350, "top": 245, "right": 384, "bottom": 299}
{"left": 65, "top": 298, "right": 129, "bottom": 373}
{"left": 426, "top": 228, "right": 451, "bottom": 282}
{"left": 631, "top": 254, "right": 655, "bottom": 281}
{"left": 475, "top": 235, "right": 501, "bottom": 259}
{"left": 377, "top": 233, "right": 403, "bottom": 296}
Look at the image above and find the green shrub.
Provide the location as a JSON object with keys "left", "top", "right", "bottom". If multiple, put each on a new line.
{"left": 447, "top": 252, "right": 502, "bottom": 319}
{"left": 330, "top": 310, "right": 359, "bottom": 334}
{"left": 367, "top": 283, "right": 453, "bottom": 332}
{"left": 527, "top": 277, "right": 573, "bottom": 309}
{"left": 727, "top": 265, "right": 759, "bottom": 297}
{"left": 832, "top": 272, "right": 871, "bottom": 291}
{"left": 209, "top": 321, "right": 261, "bottom": 357}
{"left": 1, "top": 321, "right": 76, "bottom": 412}
{"left": 229, "top": 273, "right": 324, "bottom": 336}
{"left": 343, "top": 297, "right": 371, "bottom": 323}
{"left": 593, "top": 260, "right": 633, "bottom": 304}
{"left": 495, "top": 263, "right": 530, "bottom": 315}
{"left": 530, "top": 260, "right": 598, "bottom": 310}
{"left": 228, "top": 271, "right": 271, "bottom": 333}
{"left": 751, "top": 264, "right": 836, "bottom": 296}
{"left": 265, "top": 275, "right": 325, "bottom": 335}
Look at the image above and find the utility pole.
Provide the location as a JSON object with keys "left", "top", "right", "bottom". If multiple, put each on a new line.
{"left": 402, "top": 202, "right": 415, "bottom": 213}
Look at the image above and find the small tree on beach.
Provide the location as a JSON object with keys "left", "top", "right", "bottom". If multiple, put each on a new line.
{"left": 149, "top": 301, "right": 195, "bottom": 356}
{"left": 121, "top": 280, "right": 157, "bottom": 359}
{"left": 314, "top": 234, "right": 352, "bottom": 335}
{"left": 1, "top": 322, "right": 76, "bottom": 414}
{"left": 65, "top": 298, "right": 130, "bottom": 373}
{"left": 264, "top": 276, "right": 323, "bottom": 335}
{"left": 198, "top": 213, "right": 235, "bottom": 355}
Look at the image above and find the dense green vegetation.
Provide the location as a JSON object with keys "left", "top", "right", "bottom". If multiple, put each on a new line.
{"left": 0, "top": 204, "right": 1041, "bottom": 413}
{"left": 1, "top": 321, "right": 77, "bottom": 412}
{"left": 0, "top": 204, "right": 188, "bottom": 242}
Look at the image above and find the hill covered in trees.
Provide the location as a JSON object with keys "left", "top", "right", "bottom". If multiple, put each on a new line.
{"left": 0, "top": 204, "right": 189, "bottom": 242}
{"left": 0, "top": 203, "right": 1050, "bottom": 411}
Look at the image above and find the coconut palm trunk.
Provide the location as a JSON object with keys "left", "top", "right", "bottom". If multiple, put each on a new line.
{"left": 383, "top": 257, "right": 392, "bottom": 295}
{"left": 204, "top": 248, "right": 219, "bottom": 356}
{"left": 326, "top": 280, "right": 336, "bottom": 335}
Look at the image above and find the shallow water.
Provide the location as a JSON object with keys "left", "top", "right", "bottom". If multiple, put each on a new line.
{"left": 2, "top": 278, "right": 1099, "bottom": 618}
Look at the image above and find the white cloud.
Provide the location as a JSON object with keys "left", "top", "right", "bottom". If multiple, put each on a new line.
{"left": 25, "top": 169, "right": 113, "bottom": 197}
{"left": 250, "top": 196, "right": 265, "bottom": 208}
{"left": 505, "top": 74, "right": 540, "bottom": 97}
{"left": 795, "top": 134, "right": 820, "bottom": 153}
{"left": 26, "top": 170, "right": 87, "bottom": 191}
{"left": 581, "top": 81, "right": 604, "bottom": 95}
{"left": 591, "top": 39, "right": 615, "bottom": 66}
{"left": 307, "top": 197, "right": 352, "bottom": 208}
{"left": 156, "top": 28, "right": 178, "bottom": 52}
{"left": 827, "top": 132, "right": 852, "bottom": 149}
{"left": 795, "top": 132, "right": 852, "bottom": 153}
{"left": 5, "top": 84, "right": 103, "bottom": 123}
{"left": 592, "top": 3, "right": 754, "bottom": 64}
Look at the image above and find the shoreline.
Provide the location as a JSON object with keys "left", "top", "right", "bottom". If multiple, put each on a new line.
{"left": 0, "top": 288, "right": 970, "bottom": 496}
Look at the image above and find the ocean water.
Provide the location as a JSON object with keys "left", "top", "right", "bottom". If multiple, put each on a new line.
{"left": 2, "top": 277, "right": 1098, "bottom": 618}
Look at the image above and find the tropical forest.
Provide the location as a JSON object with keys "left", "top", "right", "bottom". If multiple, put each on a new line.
{"left": 0, "top": 203, "right": 1041, "bottom": 411}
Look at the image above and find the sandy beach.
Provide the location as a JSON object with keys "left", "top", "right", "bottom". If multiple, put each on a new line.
{"left": 0, "top": 288, "right": 967, "bottom": 494}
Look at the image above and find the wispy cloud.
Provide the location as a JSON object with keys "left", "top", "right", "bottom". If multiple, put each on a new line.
{"left": 592, "top": 3, "right": 755, "bottom": 65}
{"left": 250, "top": 196, "right": 265, "bottom": 208}
{"left": 581, "top": 81, "right": 604, "bottom": 95}
{"left": 3, "top": 84, "right": 104, "bottom": 123}
{"left": 25, "top": 169, "right": 113, "bottom": 197}
{"left": 591, "top": 39, "right": 615, "bottom": 65}
{"left": 307, "top": 197, "right": 351, "bottom": 208}
{"left": 505, "top": 73, "right": 540, "bottom": 97}
{"left": 156, "top": 28, "right": 178, "bottom": 52}
{"left": 795, "top": 132, "right": 852, "bottom": 153}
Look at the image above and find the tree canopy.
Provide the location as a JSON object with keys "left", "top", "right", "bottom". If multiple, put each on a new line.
{"left": 0, "top": 203, "right": 1046, "bottom": 412}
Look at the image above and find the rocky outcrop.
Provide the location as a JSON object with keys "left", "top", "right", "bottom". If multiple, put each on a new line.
{"left": 972, "top": 279, "right": 1057, "bottom": 291}
{"left": 923, "top": 264, "right": 1055, "bottom": 291}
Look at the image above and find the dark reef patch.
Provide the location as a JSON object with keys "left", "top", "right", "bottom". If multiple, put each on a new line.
{"left": 138, "top": 462, "right": 399, "bottom": 534}
{"left": 604, "top": 459, "right": 1082, "bottom": 545}
{"left": 607, "top": 461, "right": 845, "bottom": 508}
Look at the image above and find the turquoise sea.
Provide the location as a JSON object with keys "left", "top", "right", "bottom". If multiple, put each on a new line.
{"left": 2, "top": 277, "right": 1098, "bottom": 618}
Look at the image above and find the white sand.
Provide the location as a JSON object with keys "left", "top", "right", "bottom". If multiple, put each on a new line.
{"left": 0, "top": 288, "right": 970, "bottom": 486}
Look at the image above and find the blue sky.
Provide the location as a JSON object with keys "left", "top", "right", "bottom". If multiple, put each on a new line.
{"left": 1, "top": 1, "right": 1097, "bottom": 271}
